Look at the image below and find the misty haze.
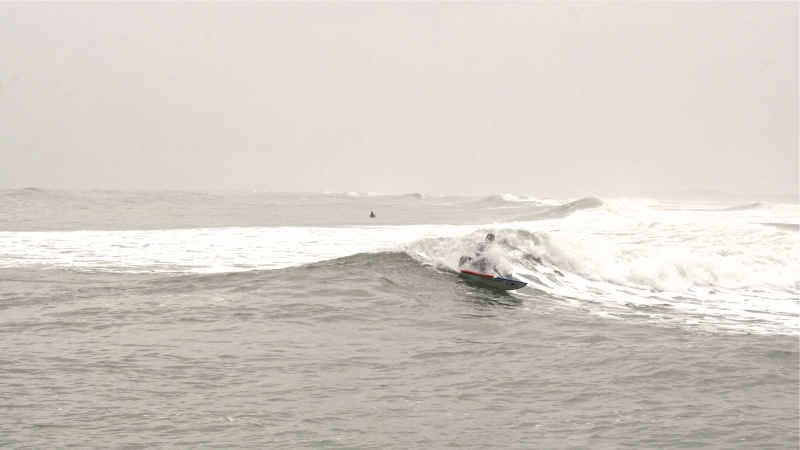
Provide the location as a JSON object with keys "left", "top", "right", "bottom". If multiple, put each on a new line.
{"left": 1, "top": 2, "right": 797, "bottom": 199}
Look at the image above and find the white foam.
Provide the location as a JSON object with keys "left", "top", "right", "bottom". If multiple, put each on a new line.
{"left": 405, "top": 201, "right": 800, "bottom": 335}
{"left": 0, "top": 225, "right": 475, "bottom": 274}
{"left": 497, "top": 201, "right": 800, "bottom": 335}
{"left": 1, "top": 200, "right": 797, "bottom": 335}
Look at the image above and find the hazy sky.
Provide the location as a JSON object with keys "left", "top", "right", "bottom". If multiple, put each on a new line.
{"left": 1, "top": 2, "right": 797, "bottom": 198}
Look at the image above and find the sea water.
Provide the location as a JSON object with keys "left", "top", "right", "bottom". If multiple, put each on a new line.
{"left": 1, "top": 189, "right": 798, "bottom": 449}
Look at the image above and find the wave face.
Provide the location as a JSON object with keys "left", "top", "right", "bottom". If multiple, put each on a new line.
{"left": 507, "top": 196, "right": 604, "bottom": 220}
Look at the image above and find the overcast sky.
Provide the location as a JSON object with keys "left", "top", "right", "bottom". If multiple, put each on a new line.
{"left": 1, "top": 2, "right": 797, "bottom": 198}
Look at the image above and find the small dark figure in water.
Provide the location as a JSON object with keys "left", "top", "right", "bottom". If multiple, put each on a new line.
{"left": 370, "top": 211, "right": 375, "bottom": 218}
{"left": 459, "top": 233, "right": 495, "bottom": 272}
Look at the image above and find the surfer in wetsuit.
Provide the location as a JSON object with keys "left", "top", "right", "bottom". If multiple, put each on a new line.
{"left": 459, "top": 233, "right": 496, "bottom": 272}
{"left": 370, "top": 211, "right": 375, "bottom": 218}
{"left": 476, "top": 233, "right": 495, "bottom": 253}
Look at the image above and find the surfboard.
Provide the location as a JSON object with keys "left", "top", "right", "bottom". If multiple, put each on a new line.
{"left": 458, "top": 269, "right": 527, "bottom": 291}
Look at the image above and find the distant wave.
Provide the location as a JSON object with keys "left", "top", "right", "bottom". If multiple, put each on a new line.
{"left": 507, "top": 196, "right": 604, "bottom": 221}
{"left": 318, "top": 191, "right": 377, "bottom": 197}
{"left": 2, "top": 187, "right": 65, "bottom": 198}
{"left": 0, "top": 188, "right": 91, "bottom": 206}
{"left": 546, "top": 196, "right": 604, "bottom": 216}
{"left": 318, "top": 191, "right": 429, "bottom": 199}
{"left": 469, "top": 194, "right": 555, "bottom": 205}
{"left": 720, "top": 202, "right": 769, "bottom": 211}
{"left": 472, "top": 195, "right": 505, "bottom": 204}
{"left": 404, "top": 193, "right": 426, "bottom": 200}
{"left": 497, "top": 194, "right": 539, "bottom": 203}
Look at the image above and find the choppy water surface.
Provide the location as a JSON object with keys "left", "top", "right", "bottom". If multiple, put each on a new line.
{"left": 1, "top": 190, "right": 798, "bottom": 448}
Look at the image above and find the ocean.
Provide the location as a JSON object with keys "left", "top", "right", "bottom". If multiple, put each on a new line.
{"left": 1, "top": 188, "right": 798, "bottom": 449}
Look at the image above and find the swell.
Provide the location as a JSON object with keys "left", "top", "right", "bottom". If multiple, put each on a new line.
{"left": 0, "top": 189, "right": 550, "bottom": 231}
{"left": 8, "top": 251, "right": 434, "bottom": 296}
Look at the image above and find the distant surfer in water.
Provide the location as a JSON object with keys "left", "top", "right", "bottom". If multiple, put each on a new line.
{"left": 370, "top": 211, "right": 375, "bottom": 218}
{"left": 459, "top": 233, "right": 495, "bottom": 273}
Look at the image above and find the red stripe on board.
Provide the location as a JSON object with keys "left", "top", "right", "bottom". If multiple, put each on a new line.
{"left": 459, "top": 269, "right": 494, "bottom": 279}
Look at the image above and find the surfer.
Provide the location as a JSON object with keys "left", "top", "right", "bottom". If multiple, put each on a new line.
{"left": 459, "top": 233, "right": 495, "bottom": 273}
{"left": 370, "top": 211, "right": 375, "bottom": 218}
{"left": 477, "top": 233, "right": 495, "bottom": 253}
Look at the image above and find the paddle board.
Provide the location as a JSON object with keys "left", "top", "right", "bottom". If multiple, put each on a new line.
{"left": 458, "top": 269, "right": 527, "bottom": 291}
